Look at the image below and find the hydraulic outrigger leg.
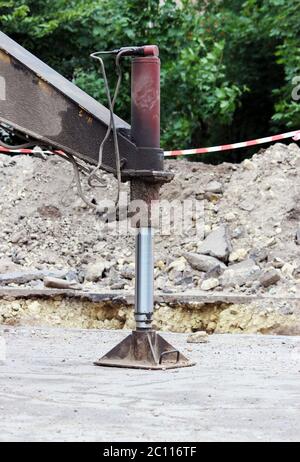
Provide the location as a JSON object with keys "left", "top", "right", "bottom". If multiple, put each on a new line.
{"left": 94, "top": 49, "right": 195, "bottom": 369}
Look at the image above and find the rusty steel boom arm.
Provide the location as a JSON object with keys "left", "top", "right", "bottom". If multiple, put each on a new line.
{"left": 0, "top": 32, "right": 168, "bottom": 182}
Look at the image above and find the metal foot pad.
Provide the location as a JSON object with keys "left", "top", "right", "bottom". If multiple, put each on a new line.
{"left": 94, "top": 330, "right": 195, "bottom": 370}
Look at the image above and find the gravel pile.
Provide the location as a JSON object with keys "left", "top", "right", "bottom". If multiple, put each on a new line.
{"left": 0, "top": 142, "right": 299, "bottom": 297}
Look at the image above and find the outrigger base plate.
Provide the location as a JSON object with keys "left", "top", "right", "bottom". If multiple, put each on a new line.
{"left": 94, "top": 330, "right": 195, "bottom": 370}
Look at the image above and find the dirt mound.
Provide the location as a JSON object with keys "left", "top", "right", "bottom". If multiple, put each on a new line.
{"left": 0, "top": 142, "right": 299, "bottom": 297}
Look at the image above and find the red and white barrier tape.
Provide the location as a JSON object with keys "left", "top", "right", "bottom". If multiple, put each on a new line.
{"left": 0, "top": 129, "right": 299, "bottom": 157}
{"left": 164, "top": 129, "right": 300, "bottom": 157}
{"left": 0, "top": 146, "right": 63, "bottom": 155}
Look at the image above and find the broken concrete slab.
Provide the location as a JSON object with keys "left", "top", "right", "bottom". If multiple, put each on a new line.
{"left": 0, "top": 269, "right": 69, "bottom": 286}
{"left": 184, "top": 253, "right": 226, "bottom": 273}
{"left": 198, "top": 225, "right": 232, "bottom": 263}
{"left": 220, "top": 259, "right": 261, "bottom": 288}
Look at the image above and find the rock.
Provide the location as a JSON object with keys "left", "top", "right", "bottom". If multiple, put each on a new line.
{"left": 239, "top": 200, "right": 254, "bottom": 212}
{"left": 120, "top": 266, "right": 135, "bottom": 280}
{"left": 242, "top": 158, "right": 256, "bottom": 170}
{"left": 182, "top": 187, "right": 195, "bottom": 199}
{"left": 167, "top": 257, "right": 186, "bottom": 273}
{"left": 174, "top": 271, "right": 193, "bottom": 286}
{"left": 220, "top": 259, "right": 261, "bottom": 288}
{"left": 259, "top": 269, "right": 281, "bottom": 288}
{"left": 85, "top": 261, "right": 111, "bottom": 282}
{"left": 0, "top": 258, "right": 21, "bottom": 274}
{"left": 205, "top": 180, "right": 223, "bottom": 194}
{"left": 187, "top": 331, "right": 209, "bottom": 343}
{"left": 43, "top": 277, "right": 81, "bottom": 290}
{"left": 155, "top": 260, "right": 165, "bottom": 270}
{"left": 110, "top": 281, "right": 126, "bottom": 290}
{"left": 224, "top": 212, "right": 236, "bottom": 222}
{"left": 295, "top": 229, "right": 300, "bottom": 245}
{"left": 229, "top": 248, "right": 248, "bottom": 263}
{"left": 293, "top": 266, "right": 300, "bottom": 278}
{"left": 27, "top": 301, "right": 42, "bottom": 314}
{"left": 37, "top": 205, "right": 61, "bottom": 219}
{"left": 281, "top": 263, "right": 297, "bottom": 278}
{"left": 201, "top": 278, "right": 219, "bottom": 291}
{"left": 0, "top": 269, "right": 68, "bottom": 286}
{"left": 198, "top": 225, "right": 232, "bottom": 262}
{"left": 184, "top": 252, "right": 226, "bottom": 273}
{"left": 9, "top": 230, "right": 27, "bottom": 244}
{"left": 204, "top": 192, "right": 221, "bottom": 202}
{"left": 271, "top": 257, "right": 285, "bottom": 269}
{"left": 249, "top": 248, "right": 268, "bottom": 264}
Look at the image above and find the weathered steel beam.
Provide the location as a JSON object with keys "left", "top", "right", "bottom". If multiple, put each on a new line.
{"left": 0, "top": 32, "right": 165, "bottom": 180}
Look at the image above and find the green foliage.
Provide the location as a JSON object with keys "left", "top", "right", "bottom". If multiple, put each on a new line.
{"left": 0, "top": 0, "right": 299, "bottom": 156}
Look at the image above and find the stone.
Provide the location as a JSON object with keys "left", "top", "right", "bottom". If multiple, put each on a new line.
{"left": 0, "top": 269, "right": 68, "bottom": 286}
{"left": 229, "top": 248, "right": 248, "bottom": 263}
{"left": 187, "top": 331, "right": 209, "bottom": 343}
{"left": 201, "top": 278, "right": 219, "bottom": 291}
{"left": 242, "top": 158, "right": 256, "bottom": 170}
{"left": 167, "top": 257, "right": 186, "bottom": 273}
{"left": 184, "top": 252, "right": 226, "bottom": 273}
{"left": 281, "top": 263, "right": 297, "bottom": 278}
{"left": 9, "top": 230, "right": 27, "bottom": 244}
{"left": 259, "top": 269, "right": 281, "bottom": 288}
{"left": 272, "top": 257, "right": 285, "bottom": 269}
{"left": 224, "top": 212, "right": 236, "bottom": 222}
{"left": 295, "top": 229, "right": 300, "bottom": 245}
{"left": 0, "top": 258, "right": 21, "bottom": 274}
{"left": 198, "top": 225, "right": 232, "bottom": 262}
{"left": 85, "top": 261, "right": 111, "bottom": 282}
{"left": 249, "top": 248, "right": 268, "bottom": 264}
{"left": 239, "top": 200, "right": 254, "bottom": 212}
{"left": 43, "top": 277, "right": 81, "bottom": 290}
{"left": 220, "top": 259, "right": 261, "bottom": 288}
{"left": 110, "top": 281, "right": 126, "bottom": 290}
{"left": 205, "top": 181, "right": 223, "bottom": 194}
{"left": 120, "top": 266, "right": 135, "bottom": 280}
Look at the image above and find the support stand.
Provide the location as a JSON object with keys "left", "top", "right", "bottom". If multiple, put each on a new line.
{"left": 95, "top": 229, "right": 194, "bottom": 370}
{"left": 94, "top": 46, "right": 195, "bottom": 370}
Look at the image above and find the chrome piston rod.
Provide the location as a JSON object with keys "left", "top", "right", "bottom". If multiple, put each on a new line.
{"left": 135, "top": 227, "right": 154, "bottom": 330}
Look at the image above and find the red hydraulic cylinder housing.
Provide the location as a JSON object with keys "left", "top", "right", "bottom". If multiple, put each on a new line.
{"left": 131, "top": 54, "right": 160, "bottom": 149}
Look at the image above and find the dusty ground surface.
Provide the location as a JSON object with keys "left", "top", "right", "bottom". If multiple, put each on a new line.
{"left": 0, "top": 326, "right": 299, "bottom": 442}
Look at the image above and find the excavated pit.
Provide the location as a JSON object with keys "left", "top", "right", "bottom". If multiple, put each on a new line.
{"left": 1, "top": 290, "right": 299, "bottom": 335}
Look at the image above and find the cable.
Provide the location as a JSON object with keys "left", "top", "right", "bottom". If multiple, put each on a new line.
{"left": 0, "top": 139, "right": 42, "bottom": 150}
{"left": 89, "top": 49, "right": 128, "bottom": 207}
{"left": 66, "top": 153, "right": 98, "bottom": 211}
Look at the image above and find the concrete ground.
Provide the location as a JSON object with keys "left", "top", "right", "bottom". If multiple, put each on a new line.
{"left": 0, "top": 326, "right": 299, "bottom": 442}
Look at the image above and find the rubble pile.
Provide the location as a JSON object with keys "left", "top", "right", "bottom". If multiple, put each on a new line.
{"left": 0, "top": 142, "right": 299, "bottom": 299}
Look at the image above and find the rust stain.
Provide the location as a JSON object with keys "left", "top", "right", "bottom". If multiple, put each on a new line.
{"left": 78, "top": 107, "right": 93, "bottom": 124}
{"left": 0, "top": 49, "right": 11, "bottom": 64}
{"left": 38, "top": 79, "right": 52, "bottom": 94}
